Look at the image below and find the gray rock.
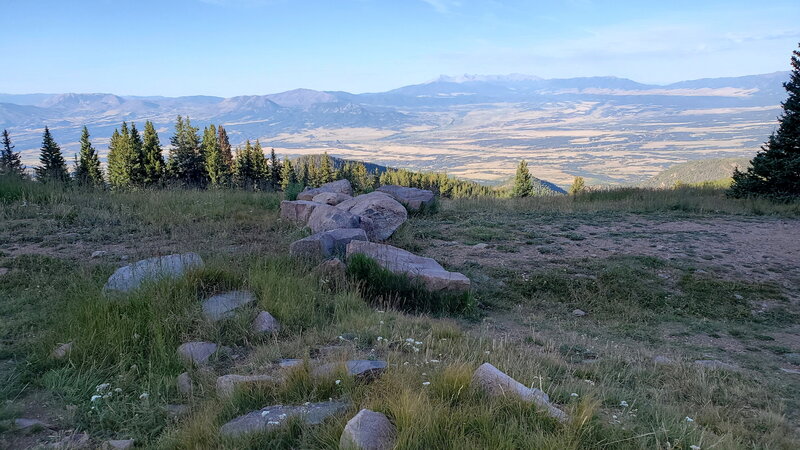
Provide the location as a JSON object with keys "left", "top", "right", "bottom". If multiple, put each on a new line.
{"left": 216, "top": 374, "right": 277, "bottom": 397}
{"left": 346, "top": 241, "right": 470, "bottom": 292}
{"left": 91, "top": 250, "right": 108, "bottom": 258}
{"left": 279, "top": 358, "right": 304, "bottom": 369}
{"left": 177, "top": 342, "right": 219, "bottom": 366}
{"left": 780, "top": 368, "right": 800, "bottom": 375}
{"left": 312, "top": 192, "right": 352, "bottom": 205}
{"left": 103, "top": 253, "right": 204, "bottom": 293}
{"left": 54, "top": 432, "right": 91, "bottom": 449}
{"left": 280, "top": 200, "right": 323, "bottom": 224}
{"left": 336, "top": 192, "right": 407, "bottom": 241}
{"left": 572, "top": 309, "right": 587, "bottom": 317}
{"left": 220, "top": 401, "right": 349, "bottom": 438}
{"left": 0, "top": 267, "right": 8, "bottom": 276}
{"left": 297, "top": 179, "right": 354, "bottom": 201}
{"left": 103, "top": 439, "right": 135, "bottom": 450}
{"left": 376, "top": 185, "right": 435, "bottom": 212}
{"left": 252, "top": 311, "right": 280, "bottom": 334}
{"left": 340, "top": 409, "right": 396, "bottom": 450}
{"left": 177, "top": 372, "right": 193, "bottom": 396}
{"left": 307, "top": 204, "right": 361, "bottom": 234}
{"left": 314, "top": 258, "right": 348, "bottom": 278}
{"left": 14, "top": 418, "right": 51, "bottom": 430}
{"left": 202, "top": 291, "right": 256, "bottom": 322}
{"left": 290, "top": 228, "right": 368, "bottom": 260}
{"left": 653, "top": 355, "right": 674, "bottom": 365}
{"left": 52, "top": 341, "right": 74, "bottom": 359}
{"left": 472, "top": 243, "right": 489, "bottom": 250}
{"left": 694, "top": 360, "right": 739, "bottom": 371}
{"left": 164, "top": 404, "right": 190, "bottom": 419}
{"left": 311, "top": 360, "right": 387, "bottom": 380}
{"left": 471, "top": 363, "right": 568, "bottom": 423}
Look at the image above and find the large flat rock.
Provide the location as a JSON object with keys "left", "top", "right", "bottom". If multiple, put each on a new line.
{"left": 312, "top": 192, "right": 352, "bottom": 205}
{"left": 280, "top": 200, "right": 323, "bottom": 224}
{"left": 103, "top": 253, "right": 204, "bottom": 293}
{"left": 471, "top": 363, "right": 568, "bottom": 423}
{"left": 202, "top": 291, "right": 256, "bottom": 322}
{"left": 290, "top": 228, "right": 368, "bottom": 260}
{"left": 220, "top": 401, "right": 349, "bottom": 438}
{"left": 337, "top": 192, "right": 407, "bottom": 241}
{"left": 297, "top": 179, "right": 353, "bottom": 201}
{"left": 346, "top": 241, "right": 470, "bottom": 292}
{"left": 376, "top": 185, "right": 435, "bottom": 212}
{"left": 307, "top": 204, "right": 361, "bottom": 234}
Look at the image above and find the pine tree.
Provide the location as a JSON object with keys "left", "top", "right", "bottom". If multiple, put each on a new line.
{"left": 203, "top": 124, "right": 230, "bottom": 187}
{"left": 269, "top": 148, "right": 281, "bottom": 190}
{"left": 1, "top": 129, "right": 25, "bottom": 177}
{"left": 128, "top": 123, "right": 145, "bottom": 185}
{"left": 141, "top": 121, "right": 165, "bottom": 186}
{"left": 218, "top": 126, "right": 233, "bottom": 168}
{"left": 569, "top": 176, "right": 586, "bottom": 196}
{"left": 35, "top": 127, "right": 69, "bottom": 182}
{"left": 729, "top": 44, "right": 800, "bottom": 200}
{"left": 512, "top": 160, "right": 533, "bottom": 198}
{"left": 107, "top": 122, "right": 135, "bottom": 188}
{"left": 74, "top": 126, "right": 103, "bottom": 185}
{"left": 280, "top": 156, "right": 295, "bottom": 190}
{"left": 318, "top": 152, "right": 334, "bottom": 185}
{"left": 252, "top": 140, "right": 269, "bottom": 187}
{"left": 167, "top": 116, "right": 206, "bottom": 186}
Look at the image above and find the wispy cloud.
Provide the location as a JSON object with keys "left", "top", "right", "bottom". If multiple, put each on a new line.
{"left": 420, "top": 0, "right": 461, "bottom": 14}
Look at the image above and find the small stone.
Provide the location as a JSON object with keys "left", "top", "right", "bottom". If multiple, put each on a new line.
{"left": 103, "top": 439, "right": 135, "bottom": 449}
{"left": 572, "top": 309, "right": 587, "bottom": 317}
{"left": 252, "top": 311, "right": 280, "bottom": 334}
{"left": 653, "top": 355, "right": 674, "bottom": 365}
{"left": 220, "top": 401, "right": 349, "bottom": 438}
{"left": 103, "top": 253, "right": 204, "bottom": 293}
{"left": 279, "top": 359, "right": 304, "bottom": 369}
{"left": 694, "top": 360, "right": 739, "bottom": 371}
{"left": 52, "top": 341, "right": 74, "bottom": 359}
{"left": 314, "top": 258, "right": 347, "bottom": 278}
{"left": 0, "top": 267, "right": 10, "bottom": 276}
{"left": 176, "top": 372, "right": 193, "bottom": 396}
{"left": 177, "top": 342, "right": 219, "bottom": 366}
{"left": 471, "top": 363, "right": 568, "bottom": 423}
{"left": 340, "top": 409, "right": 396, "bottom": 450}
{"left": 14, "top": 418, "right": 51, "bottom": 430}
{"left": 91, "top": 250, "right": 108, "bottom": 258}
{"left": 202, "top": 291, "right": 256, "bottom": 322}
{"left": 164, "top": 404, "right": 190, "bottom": 419}
{"left": 472, "top": 243, "right": 488, "bottom": 250}
{"left": 216, "top": 374, "right": 277, "bottom": 397}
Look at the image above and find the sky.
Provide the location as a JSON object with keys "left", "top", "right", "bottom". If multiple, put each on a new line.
{"left": 1, "top": 0, "right": 799, "bottom": 97}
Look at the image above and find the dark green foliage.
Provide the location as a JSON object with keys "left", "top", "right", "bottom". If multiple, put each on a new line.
{"left": 106, "top": 122, "right": 143, "bottom": 188}
{"left": 128, "top": 123, "right": 145, "bottom": 185}
{"left": 74, "top": 126, "right": 104, "bottom": 186}
{"left": 269, "top": 147, "right": 281, "bottom": 189}
{"left": 346, "top": 253, "right": 474, "bottom": 314}
{"left": 729, "top": 44, "right": 800, "bottom": 200}
{"left": 339, "top": 160, "right": 376, "bottom": 193}
{"left": 379, "top": 168, "right": 495, "bottom": 198}
{"left": 280, "top": 156, "right": 296, "bottom": 191}
{"left": 512, "top": 160, "right": 533, "bottom": 198}
{"left": 0, "top": 129, "right": 25, "bottom": 178}
{"left": 203, "top": 124, "right": 231, "bottom": 187}
{"left": 218, "top": 125, "right": 233, "bottom": 168}
{"left": 233, "top": 140, "right": 269, "bottom": 190}
{"left": 35, "top": 127, "right": 69, "bottom": 183}
{"left": 141, "top": 121, "right": 165, "bottom": 186}
{"left": 167, "top": 116, "right": 207, "bottom": 187}
{"left": 317, "top": 152, "right": 334, "bottom": 185}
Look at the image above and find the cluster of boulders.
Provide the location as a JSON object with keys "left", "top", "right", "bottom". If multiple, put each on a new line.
{"left": 283, "top": 179, "right": 469, "bottom": 293}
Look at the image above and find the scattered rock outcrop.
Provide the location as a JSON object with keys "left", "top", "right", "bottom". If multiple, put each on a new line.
{"left": 177, "top": 341, "right": 220, "bottom": 367}
{"left": 346, "top": 241, "right": 470, "bottom": 292}
{"left": 13, "top": 418, "right": 51, "bottom": 430}
{"left": 202, "top": 291, "right": 256, "bottom": 322}
{"left": 340, "top": 409, "right": 396, "bottom": 450}
{"left": 471, "top": 363, "right": 568, "bottom": 423}
{"left": 103, "top": 253, "right": 204, "bottom": 293}
{"left": 312, "top": 192, "right": 352, "bottom": 205}
{"left": 337, "top": 192, "right": 407, "bottom": 241}
{"left": 220, "top": 401, "right": 349, "bottom": 438}
{"left": 377, "top": 185, "right": 435, "bottom": 212}
{"left": 297, "top": 179, "right": 353, "bottom": 201}
{"left": 307, "top": 204, "right": 361, "bottom": 234}
{"left": 290, "top": 228, "right": 368, "bottom": 260}
{"left": 252, "top": 311, "right": 280, "bottom": 333}
{"left": 280, "top": 200, "right": 322, "bottom": 224}
{"left": 216, "top": 374, "right": 277, "bottom": 397}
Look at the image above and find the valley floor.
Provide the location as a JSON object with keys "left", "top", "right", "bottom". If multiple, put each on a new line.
{"left": 1, "top": 185, "right": 799, "bottom": 449}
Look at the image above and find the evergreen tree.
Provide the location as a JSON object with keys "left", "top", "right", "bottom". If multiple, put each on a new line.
{"left": 167, "top": 116, "right": 206, "bottom": 186}
{"left": 107, "top": 122, "right": 135, "bottom": 188}
{"left": 318, "top": 152, "right": 334, "bottom": 185}
{"left": 729, "top": 43, "right": 800, "bottom": 200}
{"left": 218, "top": 126, "right": 233, "bottom": 168}
{"left": 141, "top": 121, "right": 165, "bottom": 186}
{"left": 512, "top": 160, "right": 533, "bottom": 198}
{"left": 74, "top": 126, "right": 103, "bottom": 185}
{"left": 569, "top": 176, "right": 586, "bottom": 196}
{"left": 203, "top": 124, "right": 230, "bottom": 187}
{"left": 1, "top": 129, "right": 25, "bottom": 177}
{"left": 280, "top": 156, "right": 295, "bottom": 190}
{"left": 128, "top": 123, "right": 145, "bottom": 185}
{"left": 252, "top": 140, "right": 269, "bottom": 186}
{"left": 35, "top": 127, "right": 69, "bottom": 182}
{"left": 269, "top": 148, "right": 281, "bottom": 189}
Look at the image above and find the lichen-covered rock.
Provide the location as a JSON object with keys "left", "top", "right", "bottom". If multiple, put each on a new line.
{"left": 340, "top": 409, "right": 396, "bottom": 450}
{"left": 337, "top": 192, "right": 407, "bottom": 241}
{"left": 220, "top": 401, "right": 349, "bottom": 438}
{"left": 471, "top": 363, "right": 568, "bottom": 423}
{"left": 177, "top": 341, "right": 219, "bottom": 367}
{"left": 202, "top": 291, "right": 256, "bottom": 322}
{"left": 177, "top": 372, "right": 193, "bottom": 396}
{"left": 216, "top": 374, "right": 277, "bottom": 397}
{"left": 290, "top": 228, "right": 368, "bottom": 260}
{"left": 103, "top": 439, "right": 135, "bottom": 449}
{"left": 103, "top": 253, "right": 204, "bottom": 293}
{"left": 297, "top": 179, "right": 353, "bottom": 201}
{"left": 252, "top": 311, "right": 280, "bottom": 333}
{"left": 280, "top": 200, "right": 323, "bottom": 224}
{"left": 312, "top": 192, "right": 352, "bottom": 205}
{"left": 376, "top": 185, "right": 435, "bottom": 212}
{"left": 346, "top": 241, "right": 470, "bottom": 292}
{"left": 307, "top": 204, "right": 361, "bottom": 234}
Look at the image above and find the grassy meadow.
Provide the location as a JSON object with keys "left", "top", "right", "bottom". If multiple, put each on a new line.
{"left": 1, "top": 176, "right": 799, "bottom": 449}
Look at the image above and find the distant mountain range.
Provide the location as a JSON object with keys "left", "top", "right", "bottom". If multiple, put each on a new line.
{"left": 0, "top": 71, "right": 789, "bottom": 186}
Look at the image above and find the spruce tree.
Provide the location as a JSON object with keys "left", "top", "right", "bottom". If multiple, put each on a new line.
{"left": 1, "top": 129, "right": 25, "bottom": 177}
{"left": 128, "top": 123, "right": 145, "bottom": 185}
{"left": 218, "top": 126, "right": 233, "bottom": 168}
{"left": 167, "top": 116, "right": 206, "bottom": 187}
{"left": 318, "top": 152, "right": 334, "bottom": 185}
{"left": 569, "top": 176, "right": 586, "bottom": 196}
{"left": 269, "top": 148, "right": 281, "bottom": 190}
{"left": 512, "top": 160, "right": 533, "bottom": 198}
{"left": 253, "top": 140, "right": 269, "bottom": 188}
{"left": 107, "top": 122, "right": 136, "bottom": 188}
{"left": 142, "top": 121, "right": 165, "bottom": 186}
{"left": 280, "top": 156, "right": 295, "bottom": 190}
{"left": 35, "top": 127, "right": 69, "bottom": 182}
{"left": 74, "top": 126, "right": 103, "bottom": 186}
{"left": 203, "top": 124, "right": 230, "bottom": 187}
{"left": 729, "top": 43, "right": 800, "bottom": 200}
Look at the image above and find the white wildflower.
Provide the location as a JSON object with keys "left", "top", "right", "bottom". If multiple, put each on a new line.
{"left": 268, "top": 421, "right": 280, "bottom": 425}
{"left": 619, "top": 400, "right": 628, "bottom": 407}
{"left": 584, "top": 379, "right": 595, "bottom": 385}
{"left": 415, "top": 341, "right": 422, "bottom": 345}
{"left": 90, "top": 395, "right": 101, "bottom": 402}
{"left": 377, "top": 336, "right": 383, "bottom": 341}
{"left": 685, "top": 416, "right": 695, "bottom": 422}
{"left": 335, "top": 379, "right": 341, "bottom": 385}
{"left": 379, "top": 321, "right": 384, "bottom": 325}
{"left": 114, "top": 388, "right": 122, "bottom": 393}
{"left": 422, "top": 381, "right": 431, "bottom": 386}
{"left": 413, "top": 347, "right": 420, "bottom": 353}
{"left": 139, "top": 392, "right": 149, "bottom": 400}
{"left": 570, "top": 393, "right": 579, "bottom": 397}
{"left": 484, "top": 350, "right": 490, "bottom": 355}
{"left": 95, "top": 383, "right": 110, "bottom": 392}
{"left": 405, "top": 338, "right": 415, "bottom": 343}
{"left": 430, "top": 359, "right": 440, "bottom": 363}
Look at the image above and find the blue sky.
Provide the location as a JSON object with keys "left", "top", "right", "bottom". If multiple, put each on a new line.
{"left": 1, "top": 0, "right": 798, "bottom": 96}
